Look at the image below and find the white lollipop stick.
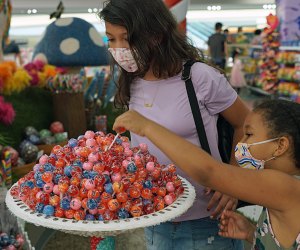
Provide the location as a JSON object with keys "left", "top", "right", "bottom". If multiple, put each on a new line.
{"left": 106, "top": 133, "right": 120, "bottom": 151}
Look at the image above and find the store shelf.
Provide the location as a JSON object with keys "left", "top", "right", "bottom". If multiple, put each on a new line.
{"left": 246, "top": 86, "right": 272, "bottom": 96}
{"left": 280, "top": 46, "right": 300, "bottom": 51}
{"left": 228, "top": 43, "right": 250, "bottom": 48}
{"left": 249, "top": 45, "right": 263, "bottom": 49}
{"left": 249, "top": 45, "right": 300, "bottom": 51}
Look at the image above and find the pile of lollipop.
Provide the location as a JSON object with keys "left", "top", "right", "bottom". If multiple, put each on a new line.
{"left": 10, "top": 131, "right": 184, "bottom": 221}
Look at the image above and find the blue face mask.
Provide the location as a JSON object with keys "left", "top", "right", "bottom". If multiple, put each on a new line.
{"left": 234, "top": 138, "right": 278, "bottom": 170}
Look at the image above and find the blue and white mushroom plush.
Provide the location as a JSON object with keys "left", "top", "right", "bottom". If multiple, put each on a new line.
{"left": 33, "top": 17, "right": 109, "bottom": 67}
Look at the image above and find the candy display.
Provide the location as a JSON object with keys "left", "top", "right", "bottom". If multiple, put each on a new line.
{"left": 9, "top": 131, "right": 187, "bottom": 223}
{"left": 0, "top": 232, "right": 24, "bottom": 250}
{"left": 276, "top": 50, "right": 300, "bottom": 102}
{"left": 1, "top": 150, "right": 12, "bottom": 187}
{"left": 256, "top": 14, "right": 280, "bottom": 92}
{"left": 47, "top": 69, "right": 87, "bottom": 94}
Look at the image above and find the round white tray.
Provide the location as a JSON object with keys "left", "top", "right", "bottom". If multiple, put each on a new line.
{"left": 6, "top": 177, "right": 195, "bottom": 237}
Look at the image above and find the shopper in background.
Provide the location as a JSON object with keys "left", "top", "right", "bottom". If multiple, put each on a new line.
{"left": 235, "top": 26, "right": 248, "bottom": 44}
{"left": 223, "top": 28, "right": 232, "bottom": 44}
{"left": 251, "top": 29, "right": 262, "bottom": 45}
{"left": 208, "top": 22, "right": 228, "bottom": 69}
{"left": 3, "top": 37, "right": 23, "bottom": 66}
{"left": 100, "top": 0, "right": 249, "bottom": 249}
{"left": 113, "top": 99, "right": 300, "bottom": 250}
{"left": 230, "top": 48, "right": 247, "bottom": 94}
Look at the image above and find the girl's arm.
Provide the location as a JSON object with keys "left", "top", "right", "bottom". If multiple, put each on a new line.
{"left": 113, "top": 110, "right": 300, "bottom": 212}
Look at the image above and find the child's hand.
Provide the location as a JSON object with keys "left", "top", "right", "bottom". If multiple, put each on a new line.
{"left": 218, "top": 210, "right": 255, "bottom": 242}
{"left": 113, "top": 110, "right": 150, "bottom": 136}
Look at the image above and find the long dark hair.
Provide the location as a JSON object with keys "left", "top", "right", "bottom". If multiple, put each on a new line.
{"left": 99, "top": 0, "right": 204, "bottom": 107}
{"left": 254, "top": 100, "right": 300, "bottom": 168}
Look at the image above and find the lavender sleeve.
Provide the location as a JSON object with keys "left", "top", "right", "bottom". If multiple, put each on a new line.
{"left": 191, "top": 63, "right": 238, "bottom": 115}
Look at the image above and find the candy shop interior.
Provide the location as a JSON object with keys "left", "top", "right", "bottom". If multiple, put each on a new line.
{"left": 0, "top": 0, "right": 299, "bottom": 250}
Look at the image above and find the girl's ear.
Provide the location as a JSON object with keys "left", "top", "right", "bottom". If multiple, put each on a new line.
{"left": 273, "top": 136, "right": 290, "bottom": 157}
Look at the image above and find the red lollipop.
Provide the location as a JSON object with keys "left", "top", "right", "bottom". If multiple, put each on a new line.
{"left": 50, "top": 121, "right": 64, "bottom": 134}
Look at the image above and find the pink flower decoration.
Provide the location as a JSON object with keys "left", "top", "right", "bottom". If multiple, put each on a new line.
{"left": 29, "top": 72, "right": 39, "bottom": 86}
{"left": 0, "top": 96, "right": 16, "bottom": 125}
{"left": 0, "top": 78, "right": 3, "bottom": 91}
{"left": 33, "top": 59, "right": 46, "bottom": 71}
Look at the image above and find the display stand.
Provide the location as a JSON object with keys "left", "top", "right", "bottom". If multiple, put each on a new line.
{"left": 6, "top": 176, "right": 195, "bottom": 249}
{"left": 52, "top": 92, "right": 87, "bottom": 139}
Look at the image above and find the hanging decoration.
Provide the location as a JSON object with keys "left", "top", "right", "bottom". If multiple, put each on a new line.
{"left": 165, "top": 0, "right": 189, "bottom": 32}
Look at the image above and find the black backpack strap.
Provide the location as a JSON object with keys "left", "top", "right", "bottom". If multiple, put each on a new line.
{"left": 182, "top": 60, "right": 211, "bottom": 155}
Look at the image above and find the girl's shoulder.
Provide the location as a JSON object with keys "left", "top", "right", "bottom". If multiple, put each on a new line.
{"left": 189, "top": 61, "right": 227, "bottom": 86}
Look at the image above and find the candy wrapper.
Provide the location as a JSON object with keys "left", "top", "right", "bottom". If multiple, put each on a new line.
{"left": 1, "top": 150, "right": 12, "bottom": 187}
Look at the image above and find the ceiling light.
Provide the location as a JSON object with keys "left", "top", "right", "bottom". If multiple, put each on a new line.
{"left": 27, "top": 9, "right": 32, "bottom": 14}
{"left": 88, "top": 8, "right": 93, "bottom": 13}
{"left": 216, "top": 6, "right": 221, "bottom": 11}
{"left": 93, "top": 8, "right": 98, "bottom": 13}
{"left": 32, "top": 9, "right": 37, "bottom": 14}
{"left": 207, "top": 6, "right": 212, "bottom": 11}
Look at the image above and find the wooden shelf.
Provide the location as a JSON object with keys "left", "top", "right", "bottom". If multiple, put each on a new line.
{"left": 13, "top": 162, "right": 35, "bottom": 177}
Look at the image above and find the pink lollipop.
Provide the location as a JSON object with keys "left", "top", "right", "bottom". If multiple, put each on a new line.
{"left": 39, "top": 154, "right": 48, "bottom": 165}
{"left": 84, "top": 179, "right": 95, "bottom": 190}
{"left": 86, "top": 138, "right": 96, "bottom": 147}
{"left": 53, "top": 185, "right": 60, "bottom": 195}
{"left": 111, "top": 172, "right": 121, "bottom": 182}
{"left": 122, "top": 141, "right": 130, "bottom": 149}
{"left": 88, "top": 152, "right": 99, "bottom": 163}
{"left": 84, "top": 130, "right": 95, "bottom": 139}
{"left": 83, "top": 162, "right": 93, "bottom": 171}
{"left": 122, "top": 160, "right": 129, "bottom": 169}
{"left": 33, "top": 164, "right": 40, "bottom": 172}
{"left": 36, "top": 191, "right": 43, "bottom": 200}
{"left": 146, "top": 162, "right": 155, "bottom": 172}
{"left": 70, "top": 198, "right": 82, "bottom": 210}
{"left": 124, "top": 148, "right": 133, "bottom": 157}
{"left": 43, "top": 183, "right": 54, "bottom": 193}
{"left": 166, "top": 182, "right": 175, "bottom": 192}
{"left": 139, "top": 143, "right": 148, "bottom": 153}
{"left": 164, "top": 194, "right": 174, "bottom": 205}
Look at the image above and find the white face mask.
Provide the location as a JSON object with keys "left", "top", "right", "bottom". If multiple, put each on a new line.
{"left": 108, "top": 48, "right": 138, "bottom": 72}
{"left": 234, "top": 138, "right": 278, "bottom": 170}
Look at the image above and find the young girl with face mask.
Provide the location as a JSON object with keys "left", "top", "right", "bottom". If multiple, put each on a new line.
{"left": 100, "top": 0, "right": 249, "bottom": 249}
{"left": 113, "top": 99, "right": 300, "bottom": 250}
